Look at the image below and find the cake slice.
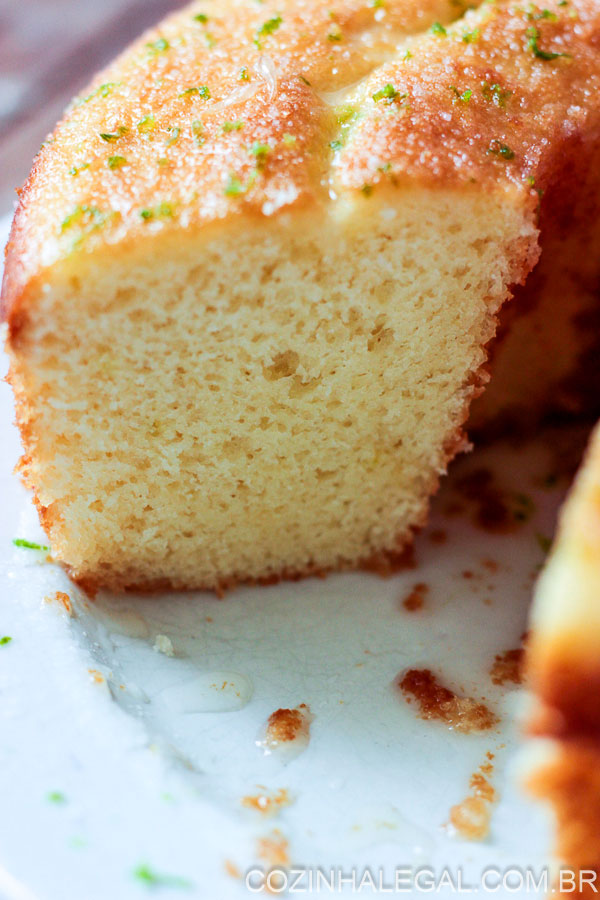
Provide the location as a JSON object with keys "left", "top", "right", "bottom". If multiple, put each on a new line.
{"left": 2, "top": 0, "right": 600, "bottom": 592}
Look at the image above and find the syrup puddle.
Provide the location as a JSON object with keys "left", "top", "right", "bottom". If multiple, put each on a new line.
{"left": 155, "top": 670, "right": 254, "bottom": 714}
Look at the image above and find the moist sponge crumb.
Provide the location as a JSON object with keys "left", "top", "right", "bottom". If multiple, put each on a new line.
{"left": 7, "top": 189, "right": 534, "bottom": 591}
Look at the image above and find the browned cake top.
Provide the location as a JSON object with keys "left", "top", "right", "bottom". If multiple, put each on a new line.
{"left": 3, "top": 0, "right": 600, "bottom": 320}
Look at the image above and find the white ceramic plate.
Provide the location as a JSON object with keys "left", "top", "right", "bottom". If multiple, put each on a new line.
{"left": 0, "top": 212, "right": 569, "bottom": 900}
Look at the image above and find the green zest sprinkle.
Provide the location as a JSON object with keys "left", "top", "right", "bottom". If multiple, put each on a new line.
{"left": 430, "top": 21, "right": 447, "bottom": 35}
{"left": 13, "top": 538, "right": 50, "bottom": 551}
{"left": 330, "top": 139, "right": 343, "bottom": 150}
{"left": 527, "top": 4, "right": 558, "bottom": 20}
{"left": 146, "top": 37, "right": 170, "bottom": 56}
{"left": 132, "top": 865, "right": 192, "bottom": 890}
{"left": 61, "top": 205, "right": 108, "bottom": 234}
{"left": 47, "top": 791, "right": 66, "bottom": 804}
{"left": 512, "top": 492, "right": 535, "bottom": 522}
{"left": 327, "top": 28, "right": 342, "bottom": 41}
{"left": 526, "top": 25, "right": 571, "bottom": 59}
{"left": 0, "top": 636, "right": 12, "bottom": 646}
{"left": 68, "top": 162, "right": 89, "bottom": 177}
{"left": 299, "top": 74, "right": 312, "bottom": 86}
{"left": 224, "top": 174, "right": 246, "bottom": 196}
{"left": 179, "top": 85, "right": 211, "bottom": 98}
{"left": 450, "top": 86, "right": 472, "bottom": 102}
{"left": 369, "top": 0, "right": 385, "bottom": 7}
{"left": 166, "top": 126, "right": 180, "bottom": 145}
{"left": 239, "top": 66, "right": 249, "bottom": 81}
{"left": 137, "top": 114, "right": 156, "bottom": 134}
{"left": 361, "top": 184, "right": 374, "bottom": 196}
{"left": 107, "top": 156, "right": 127, "bottom": 170}
{"left": 69, "top": 836, "right": 87, "bottom": 849}
{"left": 80, "top": 82, "right": 119, "bottom": 104}
{"left": 481, "top": 81, "right": 511, "bottom": 107}
{"left": 191, "top": 120, "right": 205, "bottom": 144}
{"left": 372, "top": 83, "right": 399, "bottom": 103}
{"left": 193, "top": 13, "right": 208, "bottom": 22}
{"left": 254, "top": 15, "right": 283, "bottom": 48}
{"left": 282, "top": 133, "right": 297, "bottom": 146}
{"left": 99, "top": 126, "right": 128, "bottom": 142}
{"left": 335, "top": 103, "right": 359, "bottom": 127}
{"left": 140, "top": 202, "right": 174, "bottom": 221}
{"left": 487, "top": 139, "right": 515, "bottom": 160}
{"left": 461, "top": 27, "right": 480, "bottom": 42}
{"left": 222, "top": 120, "right": 245, "bottom": 132}
{"left": 250, "top": 142, "right": 270, "bottom": 168}
{"left": 403, "top": 49, "right": 413, "bottom": 60}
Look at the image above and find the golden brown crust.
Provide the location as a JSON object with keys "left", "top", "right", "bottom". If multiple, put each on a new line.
{"left": 3, "top": 0, "right": 600, "bottom": 328}
{"left": 69, "top": 529, "right": 418, "bottom": 597}
{"left": 341, "top": 0, "right": 600, "bottom": 192}
{"left": 528, "top": 741, "right": 600, "bottom": 895}
{"left": 1, "top": 0, "right": 460, "bottom": 326}
{"left": 528, "top": 648, "right": 600, "bottom": 739}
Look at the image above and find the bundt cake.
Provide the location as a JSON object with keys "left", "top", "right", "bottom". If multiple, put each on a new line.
{"left": 528, "top": 424, "right": 600, "bottom": 892}
{"left": 4, "top": 0, "right": 600, "bottom": 593}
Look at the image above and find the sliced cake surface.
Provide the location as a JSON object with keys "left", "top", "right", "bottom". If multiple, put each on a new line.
{"left": 3, "top": 0, "right": 600, "bottom": 591}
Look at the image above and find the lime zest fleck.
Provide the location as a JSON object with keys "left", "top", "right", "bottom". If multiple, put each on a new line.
{"left": 137, "top": 114, "right": 156, "bottom": 134}
{"left": 0, "top": 636, "right": 12, "bottom": 646}
{"left": 79, "top": 82, "right": 120, "bottom": 105}
{"left": 166, "top": 126, "right": 180, "bottom": 146}
{"left": 68, "top": 162, "right": 90, "bottom": 177}
{"left": 254, "top": 15, "right": 283, "bottom": 49}
{"left": 140, "top": 202, "right": 175, "bottom": 221}
{"left": 13, "top": 538, "right": 50, "bottom": 551}
{"left": 450, "top": 86, "right": 472, "bottom": 102}
{"left": 526, "top": 25, "right": 571, "bottom": 59}
{"left": 132, "top": 864, "right": 193, "bottom": 890}
{"left": 107, "top": 155, "right": 127, "bottom": 170}
{"left": 372, "top": 83, "right": 399, "bottom": 103}
{"left": 146, "top": 37, "right": 170, "bottom": 56}
{"left": 178, "top": 85, "right": 211, "bottom": 99}
{"left": 250, "top": 142, "right": 270, "bottom": 168}
{"left": 430, "top": 21, "right": 447, "bottom": 35}
{"left": 224, "top": 174, "right": 246, "bottom": 196}
{"left": 512, "top": 491, "right": 535, "bottom": 522}
{"left": 191, "top": 120, "right": 205, "bottom": 144}
{"left": 481, "top": 81, "right": 511, "bottom": 107}
{"left": 99, "top": 126, "right": 128, "bottom": 142}
{"left": 222, "top": 120, "right": 245, "bottom": 132}
{"left": 487, "top": 139, "right": 515, "bottom": 160}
